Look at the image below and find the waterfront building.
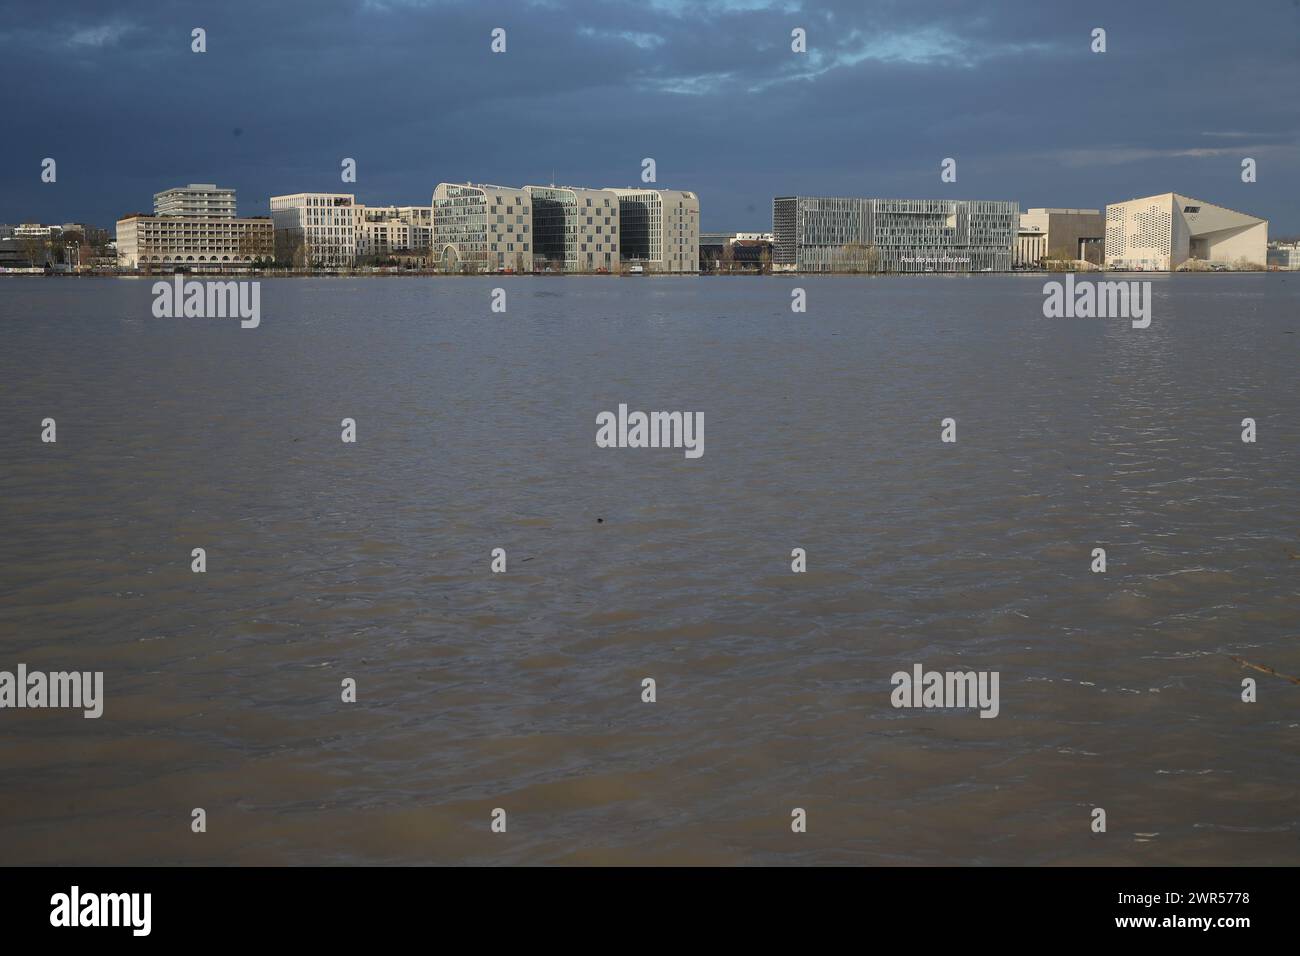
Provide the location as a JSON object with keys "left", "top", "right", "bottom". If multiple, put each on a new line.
{"left": 1267, "top": 241, "right": 1300, "bottom": 270}
{"left": 700, "top": 232, "right": 773, "bottom": 272}
{"left": 115, "top": 213, "right": 273, "bottom": 270}
{"left": 394, "top": 206, "right": 433, "bottom": 251}
{"left": 1104, "top": 193, "right": 1267, "bottom": 270}
{"left": 606, "top": 188, "right": 699, "bottom": 273}
{"left": 353, "top": 207, "right": 410, "bottom": 259}
{"left": 154, "top": 184, "right": 237, "bottom": 218}
{"left": 1014, "top": 208, "right": 1104, "bottom": 268}
{"left": 431, "top": 183, "right": 532, "bottom": 272}
{"left": 772, "top": 196, "right": 1018, "bottom": 272}
{"left": 14, "top": 223, "right": 61, "bottom": 239}
{"left": 357, "top": 216, "right": 410, "bottom": 259}
{"left": 269, "top": 193, "right": 358, "bottom": 268}
{"left": 0, "top": 237, "right": 50, "bottom": 267}
{"left": 525, "top": 185, "right": 620, "bottom": 272}
{"left": 352, "top": 205, "right": 433, "bottom": 258}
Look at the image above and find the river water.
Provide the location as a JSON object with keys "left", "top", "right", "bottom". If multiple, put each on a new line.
{"left": 0, "top": 274, "right": 1295, "bottom": 864}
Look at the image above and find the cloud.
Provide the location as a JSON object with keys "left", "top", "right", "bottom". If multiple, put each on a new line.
{"left": 66, "top": 22, "right": 133, "bottom": 48}
{"left": 578, "top": 27, "right": 665, "bottom": 50}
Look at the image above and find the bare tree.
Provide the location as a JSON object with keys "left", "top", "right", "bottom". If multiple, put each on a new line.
{"left": 20, "top": 236, "right": 45, "bottom": 268}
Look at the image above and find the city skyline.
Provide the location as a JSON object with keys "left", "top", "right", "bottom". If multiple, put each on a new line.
{"left": 1, "top": 0, "right": 1297, "bottom": 232}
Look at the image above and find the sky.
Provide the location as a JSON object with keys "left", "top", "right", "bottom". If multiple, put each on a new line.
{"left": 2, "top": 0, "right": 1298, "bottom": 234}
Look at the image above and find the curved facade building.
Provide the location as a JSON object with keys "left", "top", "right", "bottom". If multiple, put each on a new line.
{"left": 431, "top": 183, "right": 532, "bottom": 273}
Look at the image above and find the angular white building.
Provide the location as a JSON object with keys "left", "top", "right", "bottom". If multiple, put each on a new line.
{"left": 431, "top": 183, "right": 532, "bottom": 272}
{"left": 270, "top": 193, "right": 358, "bottom": 268}
{"left": 1104, "top": 193, "right": 1267, "bottom": 271}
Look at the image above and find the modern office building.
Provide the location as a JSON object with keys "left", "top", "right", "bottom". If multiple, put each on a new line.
{"left": 1104, "top": 192, "right": 1267, "bottom": 270}
{"left": 772, "top": 196, "right": 1018, "bottom": 272}
{"left": 270, "top": 193, "right": 358, "bottom": 267}
{"left": 606, "top": 188, "right": 699, "bottom": 273}
{"left": 115, "top": 213, "right": 273, "bottom": 269}
{"left": 525, "top": 185, "right": 620, "bottom": 272}
{"left": 1267, "top": 241, "right": 1300, "bottom": 270}
{"left": 1014, "top": 208, "right": 1104, "bottom": 268}
{"left": 431, "top": 183, "right": 532, "bottom": 272}
{"left": 154, "top": 184, "right": 238, "bottom": 218}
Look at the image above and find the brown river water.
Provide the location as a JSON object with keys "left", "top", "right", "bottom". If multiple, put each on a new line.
{"left": 0, "top": 274, "right": 1295, "bottom": 865}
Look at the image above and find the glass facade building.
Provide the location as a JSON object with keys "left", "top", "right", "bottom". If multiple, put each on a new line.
{"left": 772, "top": 196, "right": 1018, "bottom": 272}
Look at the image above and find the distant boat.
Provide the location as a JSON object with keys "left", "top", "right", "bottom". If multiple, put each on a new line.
{"left": 626, "top": 264, "right": 644, "bottom": 275}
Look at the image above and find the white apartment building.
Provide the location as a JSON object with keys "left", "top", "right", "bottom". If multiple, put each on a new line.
{"left": 395, "top": 206, "right": 433, "bottom": 250}
{"left": 270, "top": 193, "right": 358, "bottom": 267}
{"left": 14, "top": 223, "right": 60, "bottom": 239}
{"left": 607, "top": 188, "right": 700, "bottom": 273}
{"left": 524, "top": 185, "right": 620, "bottom": 272}
{"left": 154, "top": 184, "right": 237, "bottom": 218}
{"left": 1105, "top": 192, "right": 1267, "bottom": 270}
{"left": 115, "top": 214, "right": 273, "bottom": 269}
{"left": 431, "top": 183, "right": 532, "bottom": 272}
{"left": 352, "top": 205, "right": 433, "bottom": 259}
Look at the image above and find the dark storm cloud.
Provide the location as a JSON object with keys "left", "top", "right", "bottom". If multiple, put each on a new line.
{"left": 2, "top": 0, "right": 1297, "bottom": 231}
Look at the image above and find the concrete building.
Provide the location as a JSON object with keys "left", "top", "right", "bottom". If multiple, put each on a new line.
{"left": 773, "top": 196, "right": 1017, "bottom": 272}
{"left": 356, "top": 216, "right": 411, "bottom": 259}
{"left": 1105, "top": 192, "right": 1267, "bottom": 271}
{"left": 1267, "top": 241, "right": 1300, "bottom": 270}
{"left": 115, "top": 214, "right": 273, "bottom": 270}
{"left": 270, "top": 193, "right": 358, "bottom": 268}
{"left": 14, "top": 223, "right": 60, "bottom": 239}
{"left": 1014, "top": 208, "right": 1104, "bottom": 268}
{"left": 353, "top": 206, "right": 409, "bottom": 260}
{"left": 525, "top": 185, "right": 620, "bottom": 272}
{"left": 352, "top": 205, "right": 433, "bottom": 259}
{"left": 395, "top": 206, "right": 433, "bottom": 251}
{"left": 0, "top": 237, "right": 58, "bottom": 268}
{"left": 154, "top": 184, "right": 237, "bottom": 218}
{"left": 700, "top": 232, "right": 773, "bottom": 272}
{"left": 431, "top": 183, "right": 532, "bottom": 272}
{"left": 607, "top": 188, "right": 699, "bottom": 273}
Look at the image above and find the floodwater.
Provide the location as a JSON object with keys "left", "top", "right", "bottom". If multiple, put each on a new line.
{"left": 0, "top": 274, "right": 1296, "bottom": 865}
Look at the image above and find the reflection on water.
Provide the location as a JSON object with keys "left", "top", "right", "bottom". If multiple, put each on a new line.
{"left": 0, "top": 274, "right": 1296, "bottom": 865}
